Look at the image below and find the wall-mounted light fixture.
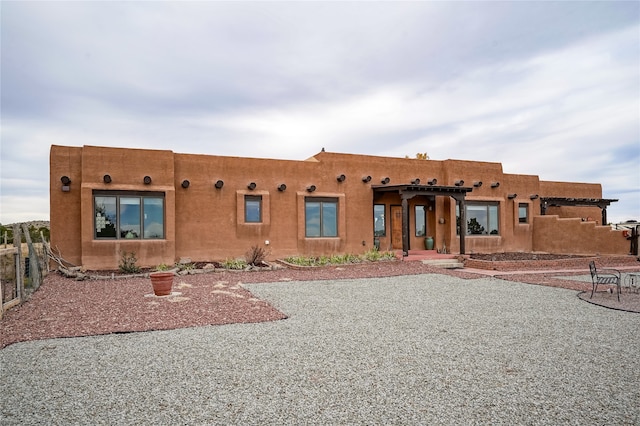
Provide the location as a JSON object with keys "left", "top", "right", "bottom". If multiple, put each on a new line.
{"left": 530, "top": 194, "right": 539, "bottom": 200}
{"left": 144, "top": 176, "right": 152, "bottom": 185}
{"left": 427, "top": 178, "right": 438, "bottom": 185}
{"left": 473, "top": 181, "right": 482, "bottom": 187}
{"left": 362, "top": 175, "right": 372, "bottom": 183}
{"left": 103, "top": 174, "right": 112, "bottom": 184}
{"left": 336, "top": 174, "right": 346, "bottom": 183}
{"left": 454, "top": 180, "right": 465, "bottom": 186}
{"left": 214, "top": 180, "right": 224, "bottom": 189}
{"left": 247, "top": 182, "right": 256, "bottom": 190}
{"left": 306, "top": 185, "right": 316, "bottom": 192}
{"left": 411, "top": 178, "right": 421, "bottom": 185}
{"left": 61, "top": 176, "right": 71, "bottom": 192}
{"left": 181, "top": 180, "right": 190, "bottom": 188}
{"left": 491, "top": 181, "right": 500, "bottom": 188}
{"left": 277, "top": 183, "right": 287, "bottom": 192}
{"left": 508, "top": 193, "right": 517, "bottom": 199}
{"left": 438, "top": 217, "right": 446, "bottom": 224}
{"left": 381, "top": 177, "right": 390, "bottom": 184}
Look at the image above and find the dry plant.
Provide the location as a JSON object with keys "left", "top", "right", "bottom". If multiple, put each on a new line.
{"left": 245, "top": 245, "right": 270, "bottom": 266}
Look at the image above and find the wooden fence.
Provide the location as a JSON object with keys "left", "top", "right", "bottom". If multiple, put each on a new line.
{"left": 1, "top": 224, "right": 47, "bottom": 319}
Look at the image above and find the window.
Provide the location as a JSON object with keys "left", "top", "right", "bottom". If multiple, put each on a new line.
{"left": 94, "top": 191, "right": 164, "bottom": 239}
{"left": 456, "top": 202, "right": 499, "bottom": 235}
{"left": 245, "top": 195, "right": 262, "bottom": 223}
{"left": 519, "top": 203, "right": 529, "bottom": 224}
{"left": 305, "top": 197, "right": 338, "bottom": 237}
{"left": 374, "top": 204, "right": 385, "bottom": 236}
{"left": 415, "top": 205, "right": 426, "bottom": 236}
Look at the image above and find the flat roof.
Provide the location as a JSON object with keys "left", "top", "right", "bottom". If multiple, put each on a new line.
{"left": 371, "top": 184, "right": 473, "bottom": 195}
{"left": 541, "top": 197, "right": 618, "bottom": 207}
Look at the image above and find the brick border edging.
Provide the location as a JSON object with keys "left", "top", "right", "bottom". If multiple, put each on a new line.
{"left": 463, "top": 255, "right": 639, "bottom": 271}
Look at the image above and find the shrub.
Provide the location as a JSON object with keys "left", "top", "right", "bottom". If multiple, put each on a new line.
{"left": 155, "top": 263, "right": 171, "bottom": 271}
{"left": 284, "top": 251, "right": 397, "bottom": 267}
{"left": 284, "top": 256, "right": 318, "bottom": 266}
{"left": 119, "top": 251, "right": 140, "bottom": 273}
{"left": 179, "top": 262, "right": 195, "bottom": 271}
{"left": 346, "top": 253, "right": 362, "bottom": 264}
{"left": 380, "top": 251, "right": 397, "bottom": 260}
{"left": 245, "top": 245, "right": 270, "bottom": 266}
{"left": 222, "top": 258, "right": 247, "bottom": 270}
{"left": 363, "top": 248, "right": 382, "bottom": 262}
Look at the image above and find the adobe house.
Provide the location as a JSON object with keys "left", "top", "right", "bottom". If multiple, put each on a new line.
{"left": 50, "top": 145, "right": 628, "bottom": 270}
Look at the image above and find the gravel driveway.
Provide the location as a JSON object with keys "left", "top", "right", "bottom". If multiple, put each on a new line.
{"left": 1, "top": 274, "right": 639, "bottom": 425}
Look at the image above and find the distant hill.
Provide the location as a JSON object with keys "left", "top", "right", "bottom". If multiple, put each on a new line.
{"left": 2, "top": 221, "right": 50, "bottom": 229}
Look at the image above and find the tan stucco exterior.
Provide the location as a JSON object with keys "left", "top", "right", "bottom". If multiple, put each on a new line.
{"left": 50, "top": 145, "right": 629, "bottom": 270}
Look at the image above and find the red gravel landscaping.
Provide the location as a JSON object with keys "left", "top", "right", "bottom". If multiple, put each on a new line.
{"left": 2, "top": 258, "right": 639, "bottom": 349}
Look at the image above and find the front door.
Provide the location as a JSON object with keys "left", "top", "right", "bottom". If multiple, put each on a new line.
{"left": 391, "top": 205, "right": 403, "bottom": 250}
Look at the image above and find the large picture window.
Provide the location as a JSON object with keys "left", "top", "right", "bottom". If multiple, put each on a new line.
{"left": 305, "top": 197, "right": 338, "bottom": 237}
{"left": 94, "top": 191, "right": 164, "bottom": 239}
{"left": 457, "top": 202, "right": 500, "bottom": 235}
{"left": 374, "top": 204, "right": 385, "bottom": 237}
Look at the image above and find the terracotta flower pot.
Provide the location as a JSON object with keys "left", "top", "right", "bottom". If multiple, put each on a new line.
{"left": 150, "top": 272, "right": 174, "bottom": 296}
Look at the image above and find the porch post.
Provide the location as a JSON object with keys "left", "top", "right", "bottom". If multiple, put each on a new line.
{"left": 402, "top": 196, "right": 409, "bottom": 254}
{"left": 601, "top": 206, "right": 607, "bottom": 225}
{"left": 458, "top": 197, "right": 466, "bottom": 255}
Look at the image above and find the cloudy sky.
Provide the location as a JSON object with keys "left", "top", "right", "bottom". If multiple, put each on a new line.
{"left": 1, "top": 1, "right": 638, "bottom": 225}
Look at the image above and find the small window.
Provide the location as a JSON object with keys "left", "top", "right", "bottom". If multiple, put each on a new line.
{"left": 374, "top": 204, "right": 385, "bottom": 236}
{"left": 305, "top": 197, "right": 338, "bottom": 237}
{"left": 245, "top": 195, "right": 262, "bottom": 223}
{"left": 519, "top": 203, "right": 529, "bottom": 224}
{"left": 415, "top": 205, "right": 426, "bottom": 236}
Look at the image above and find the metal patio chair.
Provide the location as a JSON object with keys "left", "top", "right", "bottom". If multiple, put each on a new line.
{"left": 589, "top": 260, "right": 621, "bottom": 302}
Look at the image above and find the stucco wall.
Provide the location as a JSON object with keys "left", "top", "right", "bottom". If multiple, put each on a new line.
{"left": 539, "top": 180, "right": 603, "bottom": 199}
{"left": 50, "top": 146, "right": 83, "bottom": 265}
{"left": 532, "top": 215, "right": 629, "bottom": 255}
{"left": 50, "top": 145, "right": 624, "bottom": 270}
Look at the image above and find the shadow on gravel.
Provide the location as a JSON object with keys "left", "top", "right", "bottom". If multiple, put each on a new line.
{"left": 577, "top": 291, "right": 640, "bottom": 313}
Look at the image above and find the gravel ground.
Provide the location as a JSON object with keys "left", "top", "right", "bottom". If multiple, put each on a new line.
{"left": 0, "top": 262, "right": 461, "bottom": 349}
{"left": 1, "top": 273, "right": 639, "bottom": 425}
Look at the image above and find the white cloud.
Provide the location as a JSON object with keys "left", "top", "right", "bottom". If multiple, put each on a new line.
{"left": 1, "top": 2, "right": 638, "bottom": 223}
